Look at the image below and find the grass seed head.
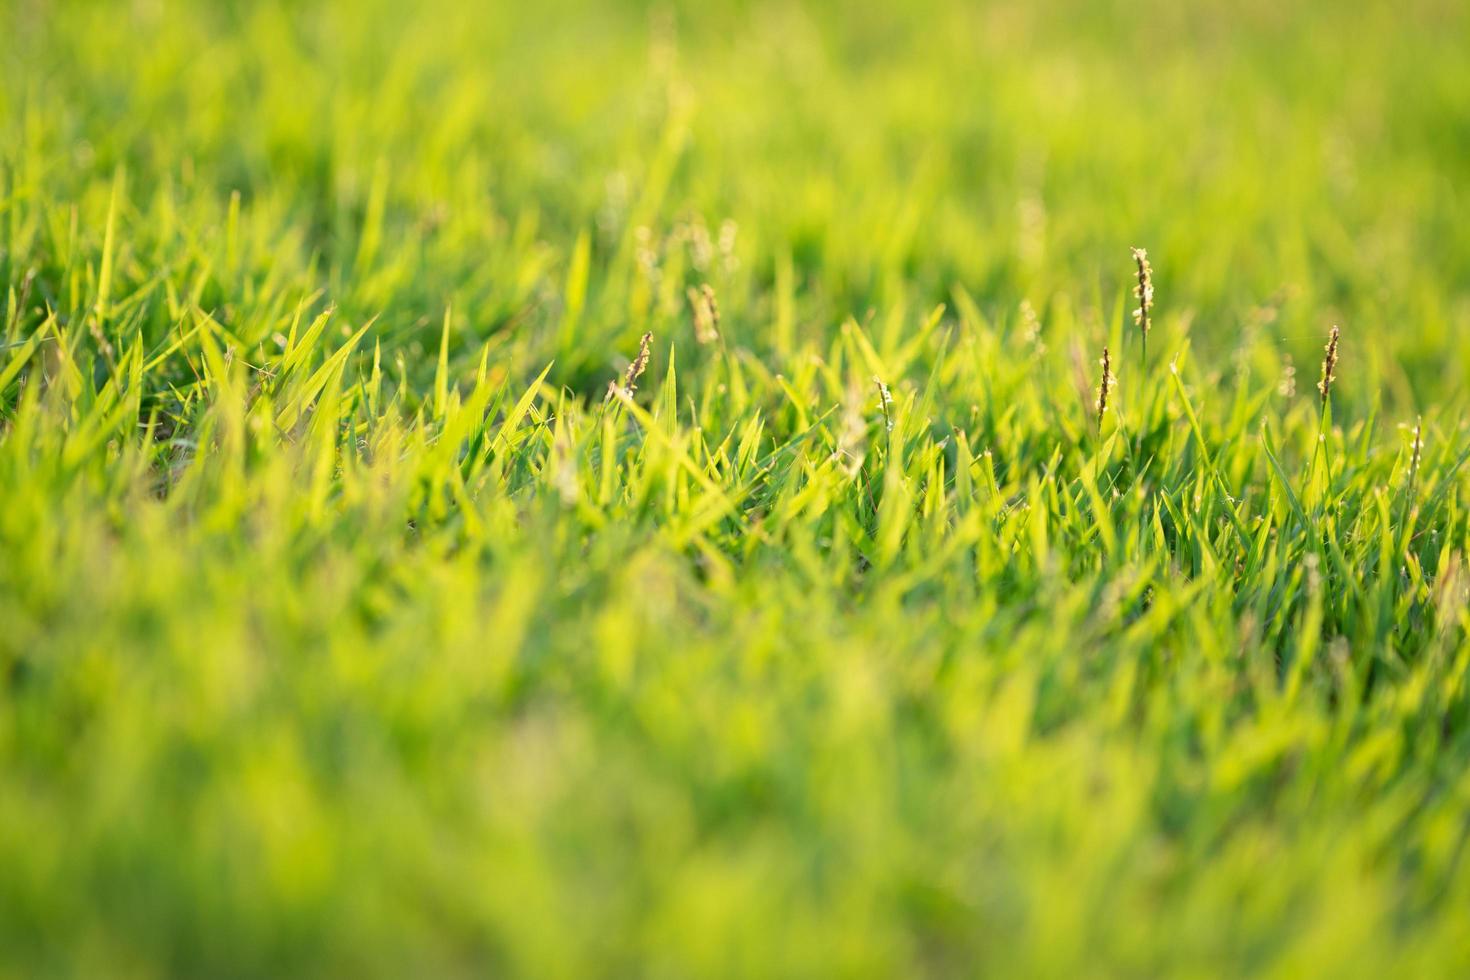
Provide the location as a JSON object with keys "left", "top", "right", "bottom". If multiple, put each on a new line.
{"left": 1278, "top": 354, "right": 1297, "bottom": 399}
{"left": 702, "top": 284, "right": 720, "bottom": 335}
{"left": 608, "top": 331, "right": 654, "bottom": 401}
{"left": 1131, "top": 247, "right": 1153, "bottom": 337}
{"left": 1096, "top": 345, "right": 1115, "bottom": 428}
{"left": 1318, "top": 325, "right": 1340, "bottom": 407}
{"left": 875, "top": 376, "right": 894, "bottom": 432}
{"left": 688, "top": 283, "right": 720, "bottom": 344}
{"left": 626, "top": 331, "right": 653, "bottom": 388}
{"left": 1020, "top": 299, "right": 1045, "bottom": 353}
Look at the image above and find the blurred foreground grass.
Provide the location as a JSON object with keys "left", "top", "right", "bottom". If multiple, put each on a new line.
{"left": 3, "top": 0, "right": 1470, "bottom": 975}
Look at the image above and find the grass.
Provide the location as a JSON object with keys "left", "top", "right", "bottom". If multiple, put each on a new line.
{"left": 2, "top": 0, "right": 1470, "bottom": 975}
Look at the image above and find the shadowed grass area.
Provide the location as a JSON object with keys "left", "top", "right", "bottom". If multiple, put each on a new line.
{"left": 3, "top": 0, "right": 1470, "bottom": 975}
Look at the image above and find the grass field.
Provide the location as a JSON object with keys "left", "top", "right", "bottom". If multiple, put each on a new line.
{"left": 3, "top": 0, "right": 1470, "bottom": 975}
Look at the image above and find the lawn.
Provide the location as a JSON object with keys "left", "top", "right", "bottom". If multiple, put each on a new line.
{"left": 3, "top": 0, "right": 1470, "bottom": 975}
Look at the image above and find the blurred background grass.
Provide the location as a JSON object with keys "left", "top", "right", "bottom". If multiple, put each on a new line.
{"left": 5, "top": 0, "right": 1467, "bottom": 396}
